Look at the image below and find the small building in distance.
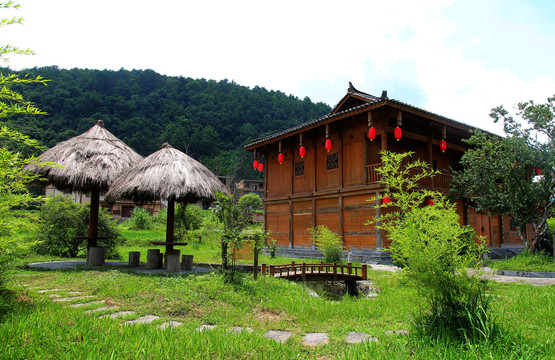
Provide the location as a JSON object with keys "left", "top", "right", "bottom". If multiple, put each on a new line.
{"left": 245, "top": 83, "right": 528, "bottom": 254}
{"left": 234, "top": 179, "right": 264, "bottom": 200}
{"left": 45, "top": 185, "right": 163, "bottom": 218}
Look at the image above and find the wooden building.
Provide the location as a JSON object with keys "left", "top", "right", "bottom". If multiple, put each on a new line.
{"left": 245, "top": 84, "right": 526, "bottom": 251}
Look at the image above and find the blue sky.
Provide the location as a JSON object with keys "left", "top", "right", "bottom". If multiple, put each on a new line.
{"left": 3, "top": 0, "right": 554, "bottom": 135}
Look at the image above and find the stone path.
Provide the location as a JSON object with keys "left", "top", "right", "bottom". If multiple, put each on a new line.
{"left": 15, "top": 280, "right": 412, "bottom": 347}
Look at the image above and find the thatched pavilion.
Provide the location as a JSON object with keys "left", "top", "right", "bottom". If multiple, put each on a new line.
{"left": 105, "top": 143, "right": 227, "bottom": 255}
{"left": 25, "top": 120, "right": 143, "bottom": 264}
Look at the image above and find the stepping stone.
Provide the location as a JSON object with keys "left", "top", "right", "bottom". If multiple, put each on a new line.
{"left": 159, "top": 321, "right": 182, "bottom": 330}
{"left": 196, "top": 325, "right": 217, "bottom": 332}
{"left": 67, "top": 300, "right": 105, "bottom": 308}
{"left": 106, "top": 311, "right": 136, "bottom": 319}
{"left": 385, "top": 329, "right": 409, "bottom": 336}
{"left": 46, "top": 294, "right": 61, "bottom": 298}
{"left": 366, "top": 293, "right": 379, "bottom": 299}
{"left": 68, "top": 291, "right": 82, "bottom": 295}
{"left": 38, "top": 288, "right": 61, "bottom": 293}
{"left": 53, "top": 296, "right": 93, "bottom": 302}
{"left": 125, "top": 315, "right": 159, "bottom": 325}
{"left": 345, "top": 332, "right": 378, "bottom": 344}
{"left": 302, "top": 333, "right": 329, "bottom": 347}
{"left": 84, "top": 306, "right": 119, "bottom": 314}
{"left": 228, "top": 326, "right": 253, "bottom": 334}
{"left": 307, "top": 289, "right": 319, "bottom": 298}
{"left": 264, "top": 330, "right": 292, "bottom": 343}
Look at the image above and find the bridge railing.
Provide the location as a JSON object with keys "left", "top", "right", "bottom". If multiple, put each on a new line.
{"left": 261, "top": 261, "right": 367, "bottom": 281}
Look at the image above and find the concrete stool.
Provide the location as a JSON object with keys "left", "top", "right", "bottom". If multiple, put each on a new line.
{"left": 167, "top": 254, "right": 181, "bottom": 273}
{"left": 163, "top": 249, "right": 181, "bottom": 268}
{"left": 128, "top": 251, "right": 140, "bottom": 267}
{"left": 181, "top": 255, "right": 193, "bottom": 270}
{"left": 146, "top": 249, "right": 163, "bottom": 269}
{"left": 88, "top": 246, "right": 106, "bottom": 266}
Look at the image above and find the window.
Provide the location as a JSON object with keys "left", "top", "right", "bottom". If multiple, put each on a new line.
{"left": 295, "top": 161, "right": 305, "bottom": 176}
{"left": 326, "top": 153, "right": 339, "bottom": 171}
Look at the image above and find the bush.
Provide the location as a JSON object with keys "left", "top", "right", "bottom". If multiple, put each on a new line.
{"left": 309, "top": 225, "right": 344, "bottom": 263}
{"left": 175, "top": 204, "right": 203, "bottom": 231}
{"left": 35, "top": 196, "right": 123, "bottom": 259}
{"left": 129, "top": 206, "right": 153, "bottom": 230}
{"left": 373, "top": 150, "right": 495, "bottom": 343}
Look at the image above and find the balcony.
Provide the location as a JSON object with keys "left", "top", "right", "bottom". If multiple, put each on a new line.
{"left": 366, "top": 163, "right": 452, "bottom": 191}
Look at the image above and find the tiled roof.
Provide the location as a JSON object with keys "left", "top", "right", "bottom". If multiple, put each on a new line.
{"left": 245, "top": 85, "right": 479, "bottom": 149}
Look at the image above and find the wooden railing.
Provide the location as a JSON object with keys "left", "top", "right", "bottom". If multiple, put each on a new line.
{"left": 367, "top": 163, "right": 382, "bottom": 184}
{"left": 261, "top": 261, "right": 367, "bottom": 281}
{"left": 366, "top": 163, "right": 452, "bottom": 191}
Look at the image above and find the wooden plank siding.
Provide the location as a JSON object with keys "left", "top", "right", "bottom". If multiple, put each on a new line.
{"left": 256, "top": 90, "right": 523, "bottom": 250}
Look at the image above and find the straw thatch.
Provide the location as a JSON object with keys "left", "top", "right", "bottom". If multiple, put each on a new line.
{"left": 25, "top": 120, "right": 143, "bottom": 191}
{"left": 105, "top": 142, "right": 227, "bottom": 204}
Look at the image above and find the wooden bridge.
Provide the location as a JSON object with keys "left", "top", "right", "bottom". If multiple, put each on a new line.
{"left": 261, "top": 262, "right": 367, "bottom": 282}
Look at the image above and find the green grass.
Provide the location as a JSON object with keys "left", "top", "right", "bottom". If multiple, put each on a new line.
{"left": 116, "top": 226, "right": 326, "bottom": 266}
{"left": 489, "top": 251, "right": 555, "bottom": 273}
{"left": 2, "top": 262, "right": 554, "bottom": 359}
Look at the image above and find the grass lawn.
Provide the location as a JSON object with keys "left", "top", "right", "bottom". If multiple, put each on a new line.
{"left": 3, "top": 222, "right": 554, "bottom": 359}
{"left": 2, "top": 258, "right": 554, "bottom": 359}
{"left": 488, "top": 251, "right": 555, "bottom": 273}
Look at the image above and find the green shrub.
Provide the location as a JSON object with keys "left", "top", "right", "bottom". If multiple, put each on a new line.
{"left": 35, "top": 196, "right": 123, "bottom": 259}
{"left": 309, "top": 225, "right": 344, "bottom": 263}
{"left": 373, "top": 150, "right": 495, "bottom": 343}
{"left": 175, "top": 204, "right": 203, "bottom": 231}
{"left": 129, "top": 206, "right": 153, "bottom": 230}
{"left": 152, "top": 208, "right": 167, "bottom": 228}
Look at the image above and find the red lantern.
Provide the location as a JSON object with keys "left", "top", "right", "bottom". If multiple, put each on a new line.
{"left": 299, "top": 146, "right": 306, "bottom": 158}
{"left": 258, "top": 162, "right": 263, "bottom": 172}
{"left": 368, "top": 127, "right": 376, "bottom": 141}
{"left": 325, "top": 139, "right": 332, "bottom": 151}
{"left": 383, "top": 195, "right": 391, "bottom": 206}
{"left": 440, "top": 140, "right": 447, "bottom": 152}
{"left": 427, "top": 199, "right": 435, "bottom": 206}
{"left": 278, "top": 153, "right": 284, "bottom": 164}
{"left": 394, "top": 126, "right": 402, "bottom": 141}
{"left": 535, "top": 168, "right": 542, "bottom": 175}
{"left": 253, "top": 160, "right": 258, "bottom": 170}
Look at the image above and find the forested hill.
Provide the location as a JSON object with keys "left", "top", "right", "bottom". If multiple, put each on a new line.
{"left": 3, "top": 66, "right": 331, "bottom": 180}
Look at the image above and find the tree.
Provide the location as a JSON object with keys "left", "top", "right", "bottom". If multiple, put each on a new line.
{"left": 0, "top": 1, "right": 49, "bottom": 298}
{"left": 370, "top": 150, "right": 492, "bottom": 342}
{"left": 451, "top": 96, "right": 555, "bottom": 252}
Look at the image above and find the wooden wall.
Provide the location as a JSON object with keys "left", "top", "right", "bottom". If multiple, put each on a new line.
{"left": 261, "top": 108, "right": 524, "bottom": 250}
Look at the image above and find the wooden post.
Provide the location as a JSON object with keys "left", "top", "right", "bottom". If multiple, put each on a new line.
{"left": 166, "top": 198, "right": 175, "bottom": 252}
{"left": 320, "top": 261, "right": 324, "bottom": 272}
{"left": 362, "top": 264, "right": 367, "bottom": 280}
{"left": 269, "top": 265, "right": 275, "bottom": 276}
{"left": 333, "top": 262, "right": 337, "bottom": 281}
{"left": 261, "top": 263, "right": 267, "bottom": 276}
{"left": 302, "top": 263, "right": 306, "bottom": 282}
{"left": 347, "top": 262, "right": 352, "bottom": 275}
{"left": 88, "top": 186, "right": 100, "bottom": 249}
{"left": 254, "top": 245, "right": 259, "bottom": 280}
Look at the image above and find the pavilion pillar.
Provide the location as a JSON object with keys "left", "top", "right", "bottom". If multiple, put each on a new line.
{"left": 88, "top": 186, "right": 100, "bottom": 248}
{"left": 166, "top": 197, "right": 176, "bottom": 252}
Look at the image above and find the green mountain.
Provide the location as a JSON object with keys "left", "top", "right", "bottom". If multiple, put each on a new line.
{"left": 2, "top": 66, "right": 331, "bottom": 180}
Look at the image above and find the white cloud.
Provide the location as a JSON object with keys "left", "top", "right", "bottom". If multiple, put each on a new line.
{"left": 2, "top": 0, "right": 553, "bottom": 135}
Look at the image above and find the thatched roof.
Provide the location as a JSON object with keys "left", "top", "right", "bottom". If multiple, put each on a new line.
{"left": 105, "top": 143, "right": 227, "bottom": 204}
{"left": 25, "top": 120, "right": 143, "bottom": 191}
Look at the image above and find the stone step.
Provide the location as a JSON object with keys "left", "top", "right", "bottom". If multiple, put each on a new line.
{"left": 124, "top": 315, "right": 159, "bottom": 325}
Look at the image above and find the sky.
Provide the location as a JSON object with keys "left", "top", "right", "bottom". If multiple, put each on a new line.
{"left": 3, "top": 0, "right": 555, "bottom": 135}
